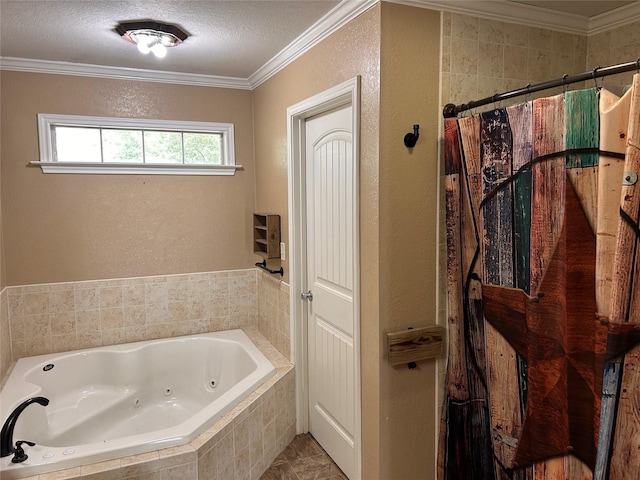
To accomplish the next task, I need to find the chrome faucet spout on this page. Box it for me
[0,396,49,458]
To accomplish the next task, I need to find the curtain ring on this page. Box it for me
[562,74,569,93]
[593,66,601,90]
[637,57,640,73]
[524,84,532,103]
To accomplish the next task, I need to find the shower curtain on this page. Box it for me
[438,73,640,480]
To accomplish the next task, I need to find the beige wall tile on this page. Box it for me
[167,281,188,303]
[51,311,76,335]
[210,316,230,332]
[478,18,504,44]
[478,42,504,77]
[160,462,197,480]
[441,72,451,106]
[80,461,124,480]
[442,12,451,37]
[99,287,123,309]
[102,328,126,346]
[450,37,478,75]
[145,304,169,325]
[49,289,75,313]
[586,50,612,72]
[75,288,100,311]
[1,268,277,363]
[10,315,25,340]
[442,35,451,74]
[158,445,197,469]
[8,292,25,318]
[551,51,573,78]
[527,48,554,82]
[234,446,251,479]
[121,452,160,477]
[100,307,124,329]
[38,466,82,479]
[210,296,230,317]
[588,31,611,53]
[124,305,146,327]
[503,22,527,47]
[128,472,162,480]
[198,440,215,478]
[612,43,640,68]
[478,76,506,100]
[552,31,575,53]
[528,26,552,50]
[23,292,49,316]
[123,284,146,306]
[612,23,640,48]
[145,283,168,306]
[77,309,100,333]
[449,73,477,105]
[11,338,26,361]
[23,313,51,337]
[77,331,102,349]
[168,302,189,323]
[124,326,147,343]
[503,45,528,80]
[1,292,12,383]
[451,14,478,40]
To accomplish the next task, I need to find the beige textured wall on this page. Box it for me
[378,3,441,478]
[0,72,4,290]
[253,5,382,478]
[0,72,256,286]
[254,3,442,478]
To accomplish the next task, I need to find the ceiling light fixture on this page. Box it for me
[116,21,188,59]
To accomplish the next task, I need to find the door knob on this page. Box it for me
[301,290,313,301]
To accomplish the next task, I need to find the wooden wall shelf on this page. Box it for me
[386,326,446,366]
[253,213,280,259]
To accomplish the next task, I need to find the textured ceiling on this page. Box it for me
[0,0,637,81]
[0,0,340,78]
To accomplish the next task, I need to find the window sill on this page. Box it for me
[30,161,242,176]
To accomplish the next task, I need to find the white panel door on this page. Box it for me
[305,104,356,479]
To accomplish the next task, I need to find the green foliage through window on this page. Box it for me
[53,126,223,165]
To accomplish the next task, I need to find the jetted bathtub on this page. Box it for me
[0,329,275,479]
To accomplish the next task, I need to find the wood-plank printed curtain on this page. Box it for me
[439,74,640,480]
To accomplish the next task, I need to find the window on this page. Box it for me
[33,114,240,175]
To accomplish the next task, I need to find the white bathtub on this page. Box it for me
[0,329,275,479]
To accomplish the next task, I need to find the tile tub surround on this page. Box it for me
[257,270,290,360]
[3,329,296,480]
[2,268,293,381]
[3,269,259,368]
[1,288,11,386]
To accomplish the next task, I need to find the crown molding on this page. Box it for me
[394,0,589,34]
[589,1,640,35]
[1,0,637,90]
[0,57,252,90]
[248,0,378,88]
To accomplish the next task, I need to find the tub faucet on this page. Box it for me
[1,396,49,461]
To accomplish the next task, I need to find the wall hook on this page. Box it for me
[404,124,420,148]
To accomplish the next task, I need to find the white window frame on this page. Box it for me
[32,113,241,175]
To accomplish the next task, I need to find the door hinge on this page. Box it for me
[301,290,313,301]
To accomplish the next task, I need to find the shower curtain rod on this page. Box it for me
[442,58,640,118]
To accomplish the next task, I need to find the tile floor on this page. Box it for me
[260,433,347,480]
